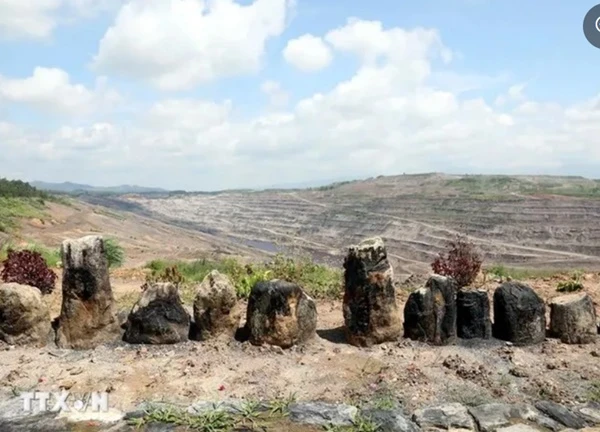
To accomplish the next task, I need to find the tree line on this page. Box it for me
[0,178,49,199]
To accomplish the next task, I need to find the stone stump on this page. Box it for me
[549,292,596,344]
[342,237,402,347]
[404,275,458,345]
[55,235,119,349]
[245,279,316,348]
[0,283,52,347]
[457,288,492,339]
[493,282,546,345]
[123,282,190,344]
[191,270,242,341]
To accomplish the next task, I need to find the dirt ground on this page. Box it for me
[3,197,600,416]
[16,201,269,268]
[2,272,600,416]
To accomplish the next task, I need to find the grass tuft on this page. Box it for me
[103,237,125,268]
[144,254,342,301]
[485,265,565,281]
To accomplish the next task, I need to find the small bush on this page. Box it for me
[1,242,60,268]
[1,249,57,294]
[557,271,584,293]
[557,280,584,293]
[144,265,185,286]
[103,238,124,268]
[144,254,342,300]
[432,235,483,287]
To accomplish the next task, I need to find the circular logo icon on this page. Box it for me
[584,4,600,48]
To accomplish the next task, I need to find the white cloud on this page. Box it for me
[0,0,60,39]
[283,34,332,72]
[93,0,294,91]
[3,18,600,189]
[495,82,527,106]
[261,81,289,108]
[325,18,451,66]
[0,67,122,115]
[0,0,119,40]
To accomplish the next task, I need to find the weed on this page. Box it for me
[128,406,234,431]
[485,265,564,281]
[268,392,297,417]
[144,254,342,300]
[353,416,382,432]
[587,382,600,402]
[237,399,263,428]
[557,271,584,293]
[432,235,482,288]
[371,393,397,411]
[103,237,125,268]
[557,280,584,293]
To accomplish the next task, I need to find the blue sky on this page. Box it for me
[0,0,599,190]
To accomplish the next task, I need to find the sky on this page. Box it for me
[1,0,599,191]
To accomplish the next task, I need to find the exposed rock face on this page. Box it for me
[534,401,588,429]
[361,409,420,432]
[493,282,546,345]
[457,288,492,339]
[123,282,190,344]
[468,403,562,432]
[404,275,458,345]
[245,279,316,348]
[0,283,51,346]
[289,402,358,427]
[191,270,241,341]
[54,236,119,349]
[412,402,476,430]
[342,237,402,347]
[549,292,597,344]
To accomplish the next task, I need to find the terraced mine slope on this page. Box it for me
[91,173,600,274]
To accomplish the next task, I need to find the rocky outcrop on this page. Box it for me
[404,275,458,345]
[191,270,241,341]
[457,288,492,339]
[342,237,402,347]
[54,236,119,349]
[0,283,51,346]
[413,402,476,430]
[361,409,420,432]
[468,403,562,432]
[534,401,588,430]
[245,279,317,348]
[492,282,546,345]
[549,292,597,344]
[123,282,190,344]
[289,402,358,427]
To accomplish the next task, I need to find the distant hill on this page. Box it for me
[31,181,167,194]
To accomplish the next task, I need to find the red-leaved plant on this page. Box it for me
[1,249,57,294]
[431,235,483,288]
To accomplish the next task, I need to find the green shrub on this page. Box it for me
[557,271,584,293]
[103,238,124,268]
[485,265,563,281]
[144,254,342,300]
